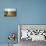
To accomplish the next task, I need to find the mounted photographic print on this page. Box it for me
[4,8,16,16]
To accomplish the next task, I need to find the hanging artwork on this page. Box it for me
[4,8,16,16]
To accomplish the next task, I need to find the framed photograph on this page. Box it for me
[4,8,16,16]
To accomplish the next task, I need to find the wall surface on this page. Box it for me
[0,0,46,44]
